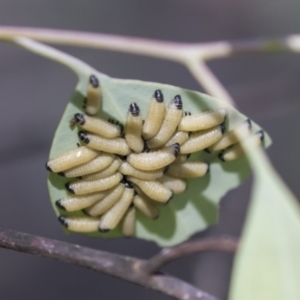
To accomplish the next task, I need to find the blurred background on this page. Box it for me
[0,1,299,299]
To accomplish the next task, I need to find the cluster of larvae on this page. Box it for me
[46,75,264,237]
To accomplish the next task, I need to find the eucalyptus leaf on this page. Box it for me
[47,75,270,246]
[12,38,271,246]
[229,144,300,299]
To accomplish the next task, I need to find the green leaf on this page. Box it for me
[13,37,271,246]
[229,144,300,299]
[47,76,270,246]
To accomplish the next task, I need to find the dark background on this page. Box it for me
[0,1,299,299]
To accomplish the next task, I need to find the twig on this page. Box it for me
[145,236,238,274]
[0,228,220,300]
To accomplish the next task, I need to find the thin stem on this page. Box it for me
[186,59,235,105]
[0,228,220,300]
[145,236,238,274]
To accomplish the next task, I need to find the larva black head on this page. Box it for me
[129,103,140,116]
[65,183,74,194]
[89,74,99,88]
[245,118,252,129]
[204,148,211,154]
[186,153,191,159]
[125,181,134,189]
[74,113,85,125]
[172,143,181,157]
[153,213,160,220]
[45,161,52,172]
[78,131,90,144]
[120,177,128,185]
[184,111,191,116]
[154,89,164,102]
[58,172,65,177]
[173,95,183,110]
[58,216,68,228]
[220,122,226,134]
[218,152,225,162]
[257,130,265,142]
[55,200,66,211]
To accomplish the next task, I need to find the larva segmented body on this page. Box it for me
[46,146,99,173]
[84,183,125,217]
[71,113,122,138]
[178,108,227,131]
[158,174,187,194]
[65,172,123,195]
[62,153,115,178]
[122,206,136,237]
[126,143,180,171]
[78,131,131,156]
[125,103,144,153]
[142,90,165,140]
[99,182,134,232]
[219,130,264,162]
[119,162,164,180]
[127,176,173,203]
[133,193,159,219]
[180,125,224,154]
[85,74,102,116]
[167,162,209,178]
[147,95,183,149]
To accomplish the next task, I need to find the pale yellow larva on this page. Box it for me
[142,90,165,140]
[46,146,99,173]
[127,176,173,203]
[65,172,123,195]
[207,119,252,152]
[71,113,122,138]
[56,191,108,212]
[84,183,125,217]
[119,162,164,180]
[147,95,183,149]
[173,154,189,164]
[99,182,134,232]
[219,130,264,162]
[78,131,131,156]
[180,125,224,154]
[164,131,189,147]
[133,193,159,219]
[158,174,187,194]
[126,143,180,171]
[82,157,122,180]
[62,153,115,178]
[178,108,226,131]
[167,162,209,178]
[58,216,100,233]
[85,74,102,116]
[125,103,144,153]
[121,206,136,237]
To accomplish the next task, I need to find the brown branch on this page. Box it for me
[0,228,220,300]
[145,236,238,274]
